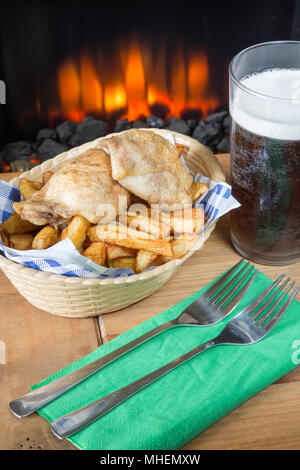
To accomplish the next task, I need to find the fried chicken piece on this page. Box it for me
[13,148,130,226]
[103,130,193,209]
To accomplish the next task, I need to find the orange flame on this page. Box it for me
[80,53,103,111]
[187,51,218,115]
[56,40,220,124]
[124,41,148,120]
[146,42,170,109]
[188,51,209,104]
[104,82,127,113]
[170,44,187,117]
[58,59,81,113]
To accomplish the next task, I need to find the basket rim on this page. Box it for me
[0,128,225,286]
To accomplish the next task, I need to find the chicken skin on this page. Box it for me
[13,148,130,225]
[103,130,193,209]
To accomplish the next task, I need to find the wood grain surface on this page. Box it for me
[1,156,300,450]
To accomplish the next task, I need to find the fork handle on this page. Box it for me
[9,320,176,418]
[50,339,217,439]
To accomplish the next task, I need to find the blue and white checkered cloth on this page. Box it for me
[0,176,239,279]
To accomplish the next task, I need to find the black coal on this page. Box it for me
[0,112,230,172]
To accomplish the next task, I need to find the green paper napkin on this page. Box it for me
[32,265,300,450]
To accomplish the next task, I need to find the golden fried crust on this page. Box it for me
[103,130,193,208]
[14,148,130,225]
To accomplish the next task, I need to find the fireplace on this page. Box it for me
[0,0,299,171]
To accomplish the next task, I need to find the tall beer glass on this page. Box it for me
[229,41,300,265]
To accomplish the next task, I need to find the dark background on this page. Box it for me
[0,0,299,144]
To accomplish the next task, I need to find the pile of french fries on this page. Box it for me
[0,174,209,274]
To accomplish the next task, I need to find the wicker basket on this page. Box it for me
[0,129,225,318]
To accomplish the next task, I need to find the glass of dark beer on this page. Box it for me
[229,41,300,265]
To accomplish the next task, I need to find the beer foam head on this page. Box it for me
[231,69,300,140]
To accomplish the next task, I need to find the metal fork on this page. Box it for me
[50,274,299,440]
[9,259,256,418]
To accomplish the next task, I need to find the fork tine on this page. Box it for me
[252,277,291,322]
[241,273,286,318]
[218,265,255,308]
[255,280,294,326]
[211,262,250,302]
[263,285,300,333]
[203,259,245,298]
[221,267,258,315]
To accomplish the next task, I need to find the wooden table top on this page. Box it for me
[1,155,300,450]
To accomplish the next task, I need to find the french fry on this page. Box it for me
[88,224,174,258]
[42,171,54,185]
[32,226,59,250]
[106,244,136,261]
[191,182,209,200]
[9,233,33,250]
[158,207,204,235]
[82,237,92,251]
[0,231,9,247]
[135,250,158,273]
[88,223,147,240]
[157,255,173,264]
[0,212,38,234]
[19,178,43,200]
[108,257,136,272]
[171,235,198,259]
[60,215,90,251]
[149,258,167,267]
[84,242,106,266]
[121,211,171,239]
